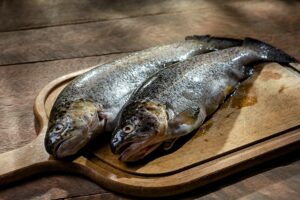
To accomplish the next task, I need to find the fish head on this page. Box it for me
[111,101,168,162]
[45,99,104,159]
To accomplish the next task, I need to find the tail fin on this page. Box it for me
[186,35,243,49]
[243,38,298,63]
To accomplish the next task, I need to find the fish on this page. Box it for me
[111,38,298,162]
[45,35,243,159]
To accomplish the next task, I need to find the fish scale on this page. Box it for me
[51,40,214,122]
[112,38,298,162]
[132,48,258,117]
[46,35,243,158]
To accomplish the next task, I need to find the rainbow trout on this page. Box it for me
[111,38,298,162]
[45,35,242,158]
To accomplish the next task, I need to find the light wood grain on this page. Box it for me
[0,1,299,65]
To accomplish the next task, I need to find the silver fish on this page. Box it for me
[111,38,298,162]
[45,35,242,158]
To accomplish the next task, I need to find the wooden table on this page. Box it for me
[0,1,299,199]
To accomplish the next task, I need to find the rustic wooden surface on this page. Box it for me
[0,0,299,199]
[1,62,296,197]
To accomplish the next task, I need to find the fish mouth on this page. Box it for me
[53,134,89,159]
[51,116,106,159]
[114,141,134,155]
[118,141,162,162]
[52,139,68,158]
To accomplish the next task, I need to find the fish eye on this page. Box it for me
[53,124,64,133]
[122,124,135,133]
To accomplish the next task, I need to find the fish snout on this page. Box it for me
[44,134,55,155]
[110,130,126,154]
[45,128,64,156]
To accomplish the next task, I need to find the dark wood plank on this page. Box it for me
[0,174,107,200]
[0,0,299,66]
[0,0,202,32]
[0,53,127,154]
[63,193,129,200]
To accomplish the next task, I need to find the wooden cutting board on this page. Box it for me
[0,62,299,197]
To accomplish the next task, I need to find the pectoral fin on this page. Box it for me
[167,106,206,137]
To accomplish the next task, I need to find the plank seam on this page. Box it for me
[54,192,111,200]
[0,9,197,33]
[0,51,135,68]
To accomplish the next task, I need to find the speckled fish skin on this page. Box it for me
[111,38,298,162]
[45,35,243,159]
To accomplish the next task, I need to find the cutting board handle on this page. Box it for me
[0,129,93,186]
[0,70,92,186]
[0,80,55,186]
[0,86,93,186]
[0,129,53,185]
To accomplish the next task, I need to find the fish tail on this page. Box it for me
[186,35,243,49]
[243,38,299,63]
